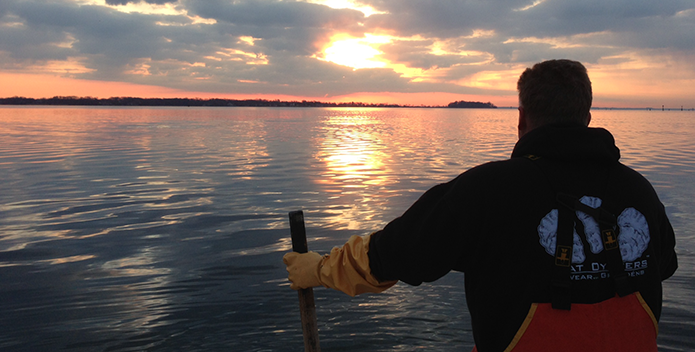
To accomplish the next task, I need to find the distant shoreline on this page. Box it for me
[0,96,496,109]
[1,96,692,111]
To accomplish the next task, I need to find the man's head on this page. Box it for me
[517,59,592,137]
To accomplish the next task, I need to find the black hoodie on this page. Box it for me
[369,124,678,351]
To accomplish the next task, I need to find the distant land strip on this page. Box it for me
[0,96,497,109]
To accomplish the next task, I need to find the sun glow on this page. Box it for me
[321,34,391,70]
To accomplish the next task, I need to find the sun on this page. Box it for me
[321,35,391,70]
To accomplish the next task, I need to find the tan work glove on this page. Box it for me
[283,251,324,290]
[283,235,397,296]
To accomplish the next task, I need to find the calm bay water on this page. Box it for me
[0,106,693,351]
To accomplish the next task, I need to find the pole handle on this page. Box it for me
[289,210,309,253]
[288,210,321,352]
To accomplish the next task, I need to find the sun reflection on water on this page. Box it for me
[316,111,392,189]
[314,110,394,229]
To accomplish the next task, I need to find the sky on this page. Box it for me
[1,0,694,108]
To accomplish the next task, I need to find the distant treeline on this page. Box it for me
[0,96,405,107]
[0,96,497,109]
[447,100,497,108]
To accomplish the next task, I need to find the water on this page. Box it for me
[0,106,693,351]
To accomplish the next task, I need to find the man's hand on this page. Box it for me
[283,251,323,290]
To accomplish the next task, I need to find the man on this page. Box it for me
[283,59,678,351]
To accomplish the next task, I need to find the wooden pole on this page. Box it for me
[288,210,321,352]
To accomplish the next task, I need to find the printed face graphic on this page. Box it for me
[537,196,650,264]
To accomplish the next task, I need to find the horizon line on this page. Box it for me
[1,95,693,111]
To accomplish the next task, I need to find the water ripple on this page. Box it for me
[0,107,693,351]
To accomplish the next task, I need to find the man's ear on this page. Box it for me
[586,112,592,126]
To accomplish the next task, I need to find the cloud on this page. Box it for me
[184,0,366,55]
[378,38,490,70]
[0,0,693,105]
[360,0,692,42]
[187,0,365,29]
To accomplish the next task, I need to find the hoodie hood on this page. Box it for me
[511,124,621,163]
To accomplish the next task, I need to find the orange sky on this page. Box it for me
[5,69,690,109]
[0,71,519,107]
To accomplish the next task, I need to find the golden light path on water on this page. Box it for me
[311,108,518,231]
[317,112,390,186]
[314,110,392,230]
